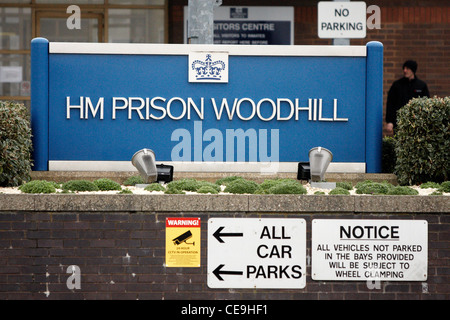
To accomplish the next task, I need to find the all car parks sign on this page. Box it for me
[207,218,306,289]
[312,219,428,281]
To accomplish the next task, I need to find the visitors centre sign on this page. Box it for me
[31,38,383,173]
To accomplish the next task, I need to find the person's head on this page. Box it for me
[403,60,417,80]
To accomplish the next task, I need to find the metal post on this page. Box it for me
[188,0,222,44]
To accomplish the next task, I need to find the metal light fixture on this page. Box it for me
[131,148,157,184]
[308,147,333,182]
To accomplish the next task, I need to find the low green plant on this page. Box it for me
[329,187,350,195]
[197,185,219,194]
[314,191,326,195]
[144,183,166,192]
[355,180,393,195]
[94,178,121,191]
[268,182,307,195]
[438,181,450,193]
[62,180,99,192]
[224,178,259,194]
[0,101,33,187]
[117,188,133,194]
[336,181,353,190]
[123,175,144,186]
[395,96,449,185]
[164,187,185,194]
[215,176,244,186]
[167,178,200,192]
[19,180,56,194]
[386,186,418,195]
[420,181,441,189]
[254,179,297,194]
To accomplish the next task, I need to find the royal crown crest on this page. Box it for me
[191,54,226,81]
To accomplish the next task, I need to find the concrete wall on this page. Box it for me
[0,193,448,300]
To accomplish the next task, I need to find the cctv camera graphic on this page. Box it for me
[172,230,195,245]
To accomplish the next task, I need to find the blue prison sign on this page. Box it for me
[31,38,383,173]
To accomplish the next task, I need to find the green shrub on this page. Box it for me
[94,178,121,191]
[382,136,396,173]
[224,179,259,194]
[144,183,166,192]
[197,185,219,194]
[62,180,99,192]
[19,180,56,194]
[0,101,33,187]
[438,181,450,193]
[395,96,449,185]
[215,176,244,186]
[255,179,299,194]
[164,188,185,194]
[329,187,350,195]
[336,181,353,190]
[123,175,144,186]
[268,182,307,195]
[118,188,133,194]
[167,178,200,192]
[386,186,418,195]
[420,181,441,189]
[355,180,393,195]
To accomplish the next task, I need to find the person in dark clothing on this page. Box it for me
[385,60,430,135]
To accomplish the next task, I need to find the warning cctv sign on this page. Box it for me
[207,218,306,289]
[318,1,367,39]
[166,217,201,267]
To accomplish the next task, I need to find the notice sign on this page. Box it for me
[312,219,428,281]
[208,218,306,289]
[166,218,201,267]
[318,1,366,38]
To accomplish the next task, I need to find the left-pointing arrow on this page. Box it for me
[213,264,243,281]
[213,226,243,243]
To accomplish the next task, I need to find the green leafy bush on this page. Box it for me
[19,180,56,194]
[329,187,350,195]
[123,175,144,186]
[118,188,133,194]
[268,182,307,195]
[164,188,185,194]
[197,185,219,194]
[94,178,121,191]
[336,181,353,190]
[0,101,33,186]
[438,181,450,193]
[215,176,243,186]
[382,136,396,173]
[395,96,449,185]
[167,178,200,192]
[62,180,99,192]
[224,178,259,194]
[355,180,393,195]
[386,186,418,195]
[144,183,166,192]
[255,179,298,194]
[420,181,441,189]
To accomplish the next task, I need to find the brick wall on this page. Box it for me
[169,1,450,136]
[1,208,448,300]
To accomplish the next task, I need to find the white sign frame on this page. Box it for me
[208,218,306,289]
[318,1,367,39]
[312,219,428,281]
